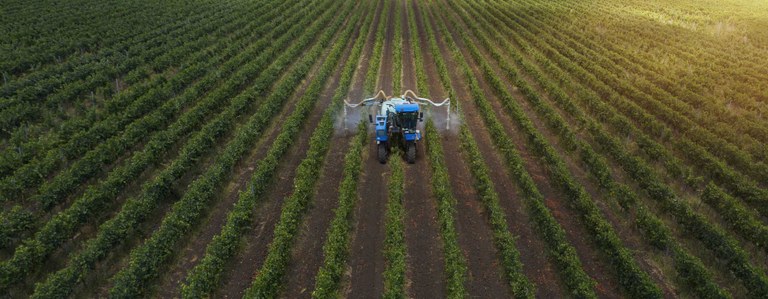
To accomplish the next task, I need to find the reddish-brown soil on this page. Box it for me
[345,141,389,299]
[429,4,628,297]
[206,14,365,299]
[414,1,589,297]
[152,30,348,296]
[409,1,512,298]
[453,5,677,296]
[399,1,447,298]
[278,6,374,297]
[345,0,391,297]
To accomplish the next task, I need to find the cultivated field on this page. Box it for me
[1,0,768,298]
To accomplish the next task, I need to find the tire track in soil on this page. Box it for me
[278,6,373,297]
[414,2,568,297]
[428,4,624,297]
[345,0,389,297]
[412,2,511,298]
[400,0,446,297]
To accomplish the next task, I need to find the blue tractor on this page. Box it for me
[344,90,451,164]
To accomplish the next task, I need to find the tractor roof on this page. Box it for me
[395,103,419,113]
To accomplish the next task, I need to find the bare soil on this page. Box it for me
[278,7,374,297]
[344,2,392,298]
[400,2,448,298]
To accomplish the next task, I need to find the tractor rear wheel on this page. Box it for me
[378,144,388,164]
[406,142,416,164]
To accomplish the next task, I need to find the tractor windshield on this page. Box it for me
[399,112,418,129]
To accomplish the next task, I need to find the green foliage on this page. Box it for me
[406,2,428,97]
[109,2,357,297]
[420,3,597,298]
[363,0,391,95]
[382,148,406,299]
[422,121,467,299]
[0,205,33,248]
[0,5,265,200]
[456,124,536,298]
[392,0,403,93]
[458,0,761,296]
[701,183,768,253]
[180,2,367,297]
[311,123,368,298]
[26,0,340,297]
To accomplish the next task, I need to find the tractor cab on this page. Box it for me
[394,103,419,130]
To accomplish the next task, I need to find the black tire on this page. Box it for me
[378,143,388,164]
[406,142,416,164]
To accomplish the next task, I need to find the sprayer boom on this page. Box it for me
[342,90,451,163]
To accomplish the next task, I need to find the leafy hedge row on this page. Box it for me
[500,0,768,193]
[0,1,242,177]
[419,4,453,103]
[482,0,768,247]
[0,0,296,181]
[421,120,467,299]
[478,1,768,218]
[306,3,378,296]
[0,4,236,138]
[0,2,213,104]
[520,0,768,159]
[492,0,768,185]
[30,0,297,211]
[421,4,598,298]
[0,4,269,201]
[440,4,661,298]
[363,0,390,95]
[382,148,407,299]
[1,0,194,82]
[455,123,536,298]
[701,184,768,253]
[392,0,403,93]
[472,3,768,287]
[406,1,429,98]
[310,124,368,298]
[179,2,367,297]
[5,0,333,295]
[0,0,322,289]
[107,2,355,297]
[418,8,475,298]
[452,2,729,297]
[0,205,32,249]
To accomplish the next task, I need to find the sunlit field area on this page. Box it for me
[1,0,767,298]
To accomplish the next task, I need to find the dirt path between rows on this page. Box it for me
[467,11,676,295]
[400,1,447,297]
[344,0,389,297]
[152,11,359,294]
[75,26,329,296]
[412,2,511,298]
[415,1,572,297]
[278,5,374,297]
[204,10,366,299]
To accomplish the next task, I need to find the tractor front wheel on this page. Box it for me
[406,142,416,164]
[378,143,388,164]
